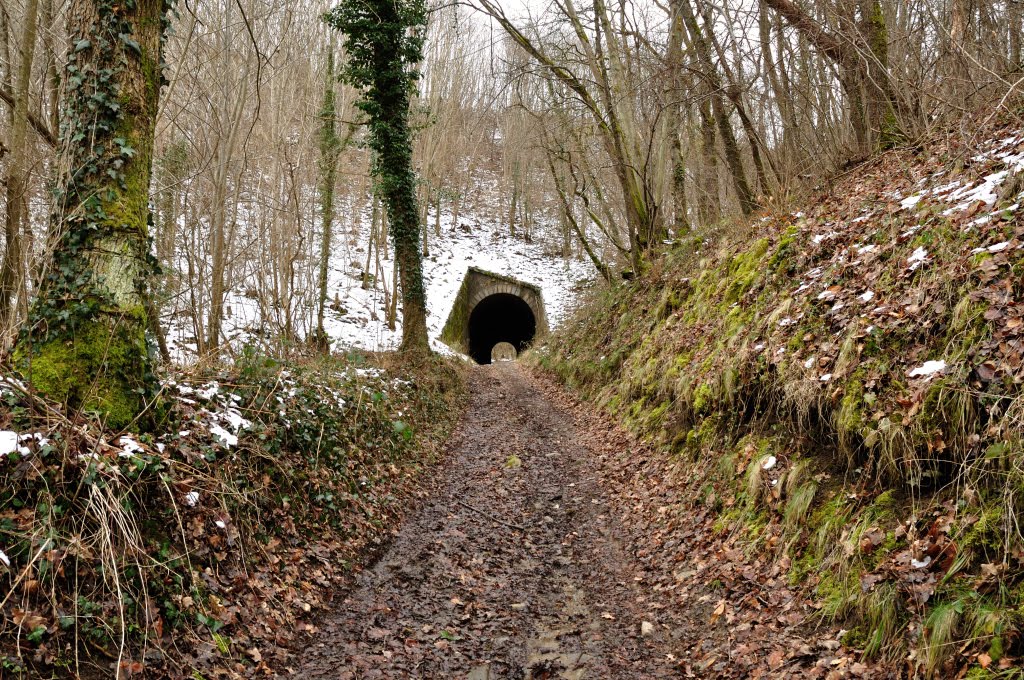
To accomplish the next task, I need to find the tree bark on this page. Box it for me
[315,47,340,349]
[0,0,40,334]
[1011,0,1022,69]
[665,2,691,236]
[14,0,171,430]
[373,6,429,351]
[697,96,720,223]
[763,0,900,157]
[677,0,755,215]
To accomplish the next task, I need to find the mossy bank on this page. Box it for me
[0,351,465,678]
[533,120,1024,677]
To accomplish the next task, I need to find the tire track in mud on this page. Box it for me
[295,363,677,679]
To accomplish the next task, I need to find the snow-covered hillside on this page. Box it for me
[164,204,596,359]
[323,211,595,354]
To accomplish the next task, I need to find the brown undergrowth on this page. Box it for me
[0,350,465,679]
[533,115,1024,678]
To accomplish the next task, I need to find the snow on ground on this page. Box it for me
[164,204,596,359]
[321,211,594,354]
[894,131,1024,224]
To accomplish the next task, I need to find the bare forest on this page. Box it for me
[2,0,1024,677]
[1,0,1020,357]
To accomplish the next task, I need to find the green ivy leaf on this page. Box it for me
[120,33,142,55]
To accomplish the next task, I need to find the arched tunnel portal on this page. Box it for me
[468,293,536,364]
[440,268,548,364]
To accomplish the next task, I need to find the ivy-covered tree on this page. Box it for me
[325,0,430,352]
[11,0,174,429]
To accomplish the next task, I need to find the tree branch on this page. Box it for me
[0,85,58,149]
[761,0,846,64]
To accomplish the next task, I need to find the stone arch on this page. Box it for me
[440,268,548,363]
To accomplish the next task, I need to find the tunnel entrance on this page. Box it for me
[492,342,517,362]
[440,267,548,361]
[468,293,536,364]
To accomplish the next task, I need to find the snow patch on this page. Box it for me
[907,247,928,271]
[209,425,238,447]
[908,360,947,378]
[900,194,924,209]
[0,431,19,456]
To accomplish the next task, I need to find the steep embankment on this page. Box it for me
[0,353,464,678]
[536,119,1024,677]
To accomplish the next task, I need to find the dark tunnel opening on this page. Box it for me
[468,293,537,364]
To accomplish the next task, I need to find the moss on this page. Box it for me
[439,276,472,352]
[817,567,860,619]
[840,625,869,649]
[809,492,854,560]
[644,401,670,431]
[692,382,714,416]
[769,225,800,273]
[14,314,150,430]
[838,379,865,431]
[789,548,817,587]
[868,489,900,521]
[960,503,1006,558]
[721,238,770,305]
[723,304,755,340]
[837,375,867,460]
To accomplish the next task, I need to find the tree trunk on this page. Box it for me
[1010,0,1022,69]
[712,90,756,215]
[0,0,40,336]
[670,129,691,236]
[507,161,519,237]
[545,151,612,282]
[678,0,755,215]
[315,47,340,349]
[14,0,170,430]
[378,91,429,351]
[697,98,720,224]
[760,2,799,181]
[763,0,900,157]
[362,194,377,290]
[329,0,430,352]
[665,3,692,236]
[858,0,899,150]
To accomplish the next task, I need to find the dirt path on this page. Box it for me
[294,364,679,679]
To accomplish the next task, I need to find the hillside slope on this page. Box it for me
[535,118,1024,677]
[0,354,464,678]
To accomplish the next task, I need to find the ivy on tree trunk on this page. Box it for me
[325,0,430,353]
[12,0,173,429]
[314,47,341,351]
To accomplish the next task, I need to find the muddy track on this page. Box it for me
[295,364,677,679]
